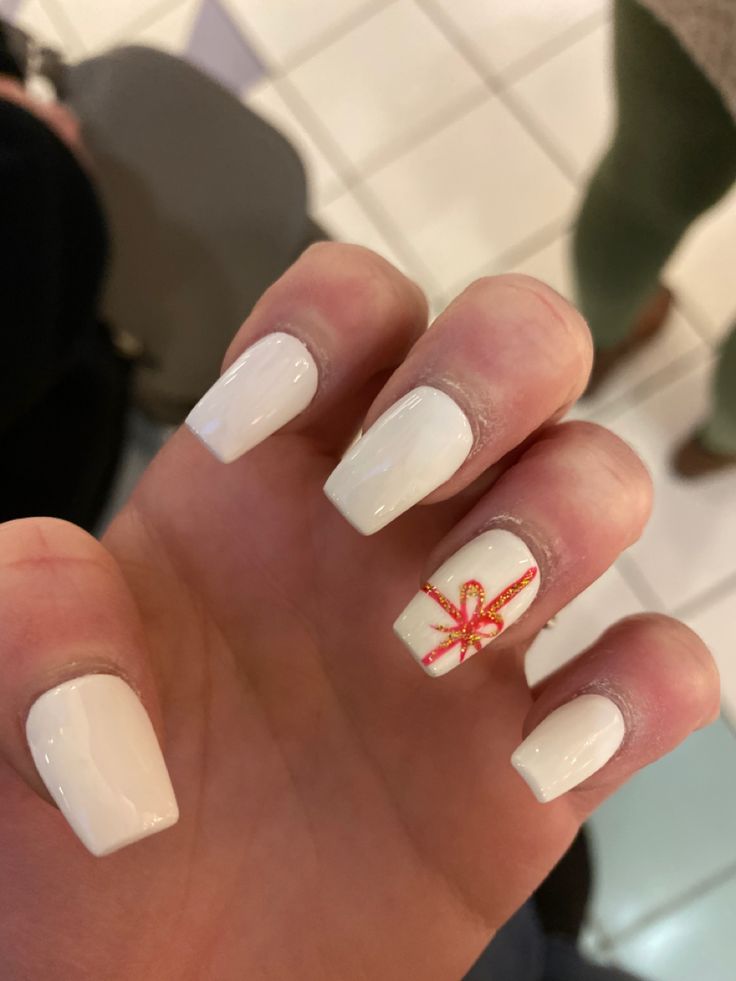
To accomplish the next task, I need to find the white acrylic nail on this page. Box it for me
[511,694,625,803]
[394,529,540,677]
[186,332,318,463]
[324,386,473,535]
[26,674,179,856]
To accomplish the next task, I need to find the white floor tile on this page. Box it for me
[512,20,614,179]
[588,718,736,936]
[687,587,736,727]
[132,0,200,55]
[605,361,736,611]
[14,0,76,54]
[245,79,345,206]
[222,0,375,66]
[666,184,736,344]
[287,0,484,170]
[512,232,706,417]
[582,306,706,421]
[609,872,736,981]
[525,564,645,687]
[316,192,417,282]
[48,0,165,51]
[429,0,607,77]
[365,97,575,294]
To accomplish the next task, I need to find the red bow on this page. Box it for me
[421,567,538,667]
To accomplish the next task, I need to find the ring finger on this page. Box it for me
[392,421,652,678]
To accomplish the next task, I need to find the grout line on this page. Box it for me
[721,709,736,741]
[673,567,736,622]
[218,0,274,70]
[40,0,86,53]
[251,0,589,275]
[586,344,712,427]
[670,290,720,348]
[493,86,579,184]
[273,0,395,74]
[275,75,437,289]
[316,178,352,210]
[443,217,570,295]
[349,181,440,290]
[416,0,581,184]
[340,84,490,185]
[601,860,736,951]
[500,9,610,88]
[614,554,667,612]
[107,0,192,46]
[590,344,714,427]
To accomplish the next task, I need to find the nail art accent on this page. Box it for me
[511,694,625,803]
[186,331,318,463]
[324,386,473,535]
[394,529,540,677]
[26,674,179,856]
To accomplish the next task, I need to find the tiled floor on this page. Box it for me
[7,0,736,976]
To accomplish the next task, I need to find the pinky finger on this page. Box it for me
[511,614,720,811]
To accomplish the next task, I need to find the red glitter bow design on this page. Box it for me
[421,567,538,667]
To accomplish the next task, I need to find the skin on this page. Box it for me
[0,246,720,980]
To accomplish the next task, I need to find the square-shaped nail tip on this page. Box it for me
[510,694,625,803]
[26,674,179,857]
[185,332,318,464]
[323,386,473,535]
[393,529,540,677]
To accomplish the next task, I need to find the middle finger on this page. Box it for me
[324,274,592,535]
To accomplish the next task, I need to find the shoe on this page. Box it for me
[673,431,736,478]
[584,285,673,397]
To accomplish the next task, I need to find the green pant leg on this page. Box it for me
[573,0,736,349]
[701,325,736,455]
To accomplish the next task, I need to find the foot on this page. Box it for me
[673,431,736,478]
[584,285,673,397]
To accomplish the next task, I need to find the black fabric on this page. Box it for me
[534,829,592,941]
[0,21,24,81]
[464,902,642,981]
[0,98,129,529]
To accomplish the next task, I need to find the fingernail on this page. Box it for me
[186,332,318,463]
[511,694,625,802]
[324,386,473,535]
[394,529,540,677]
[26,674,179,856]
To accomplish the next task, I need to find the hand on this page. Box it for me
[0,245,718,980]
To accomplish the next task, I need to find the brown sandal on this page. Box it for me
[584,284,673,397]
[672,431,736,478]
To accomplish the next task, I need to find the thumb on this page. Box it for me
[0,518,178,856]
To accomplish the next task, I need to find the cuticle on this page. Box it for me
[273,316,331,389]
[472,514,558,588]
[18,661,142,730]
[574,682,636,749]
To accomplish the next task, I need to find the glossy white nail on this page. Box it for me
[394,529,540,677]
[511,694,625,803]
[186,331,318,463]
[324,386,473,535]
[26,674,179,856]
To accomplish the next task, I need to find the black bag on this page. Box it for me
[0,96,129,531]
